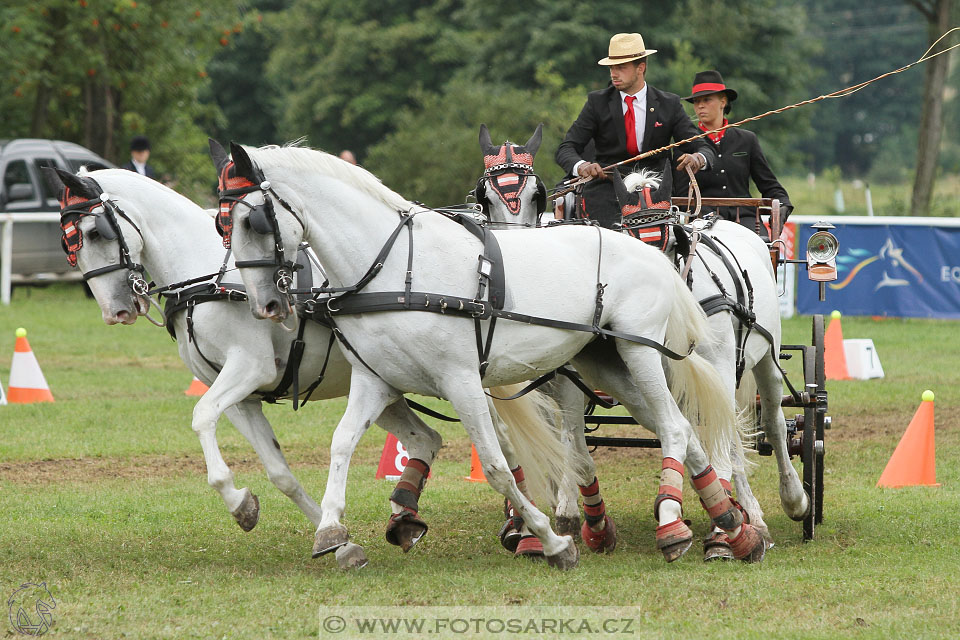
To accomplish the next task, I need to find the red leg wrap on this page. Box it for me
[655,518,693,563]
[581,514,617,554]
[728,524,766,563]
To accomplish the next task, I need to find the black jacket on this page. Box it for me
[556,84,715,175]
[121,160,157,180]
[674,127,792,230]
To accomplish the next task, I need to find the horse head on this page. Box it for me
[610,158,681,253]
[475,124,546,226]
[43,167,150,325]
[211,141,300,322]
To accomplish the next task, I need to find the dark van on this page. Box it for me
[0,139,114,281]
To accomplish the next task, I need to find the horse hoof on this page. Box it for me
[545,536,579,570]
[703,531,734,562]
[313,524,349,558]
[729,524,766,563]
[515,535,544,560]
[581,515,617,554]
[556,515,581,539]
[385,510,428,552]
[498,517,523,553]
[786,493,811,522]
[656,519,693,563]
[335,542,368,570]
[231,489,260,532]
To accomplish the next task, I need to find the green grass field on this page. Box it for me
[2,285,959,639]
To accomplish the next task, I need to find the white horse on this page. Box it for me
[475,125,791,561]
[214,141,768,567]
[613,168,809,538]
[479,130,809,557]
[44,166,565,568]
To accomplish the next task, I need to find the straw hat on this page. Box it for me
[598,33,657,66]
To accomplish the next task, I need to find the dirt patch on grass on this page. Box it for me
[0,451,333,486]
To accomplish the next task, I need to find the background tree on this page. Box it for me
[907,0,957,215]
[0,0,242,201]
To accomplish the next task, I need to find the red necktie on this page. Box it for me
[624,95,639,156]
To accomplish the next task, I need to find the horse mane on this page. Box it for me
[623,169,662,192]
[246,144,416,214]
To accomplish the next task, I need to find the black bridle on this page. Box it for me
[216,161,305,294]
[59,187,149,293]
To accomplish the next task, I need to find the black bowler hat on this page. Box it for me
[683,70,738,104]
[130,135,151,152]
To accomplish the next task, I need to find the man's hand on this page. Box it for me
[577,162,607,180]
[676,153,705,173]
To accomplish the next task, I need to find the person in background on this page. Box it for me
[675,70,792,239]
[122,135,157,179]
[338,150,357,165]
[555,32,713,228]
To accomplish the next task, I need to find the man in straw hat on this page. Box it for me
[674,70,793,238]
[556,33,714,228]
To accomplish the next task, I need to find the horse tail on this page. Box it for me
[733,368,760,470]
[664,272,738,471]
[489,385,570,510]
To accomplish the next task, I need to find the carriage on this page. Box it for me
[579,195,838,541]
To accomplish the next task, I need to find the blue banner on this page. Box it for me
[796,220,960,319]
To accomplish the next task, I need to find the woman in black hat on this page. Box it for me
[675,70,792,239]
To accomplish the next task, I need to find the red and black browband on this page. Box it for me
[216,161,258,248]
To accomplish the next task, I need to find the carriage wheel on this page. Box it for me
[812,314,826,525]
[801,344,818,541]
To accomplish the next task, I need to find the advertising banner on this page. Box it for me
[793,216,960,319]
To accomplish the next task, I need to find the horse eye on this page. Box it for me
[87,228,100,240]
[241,218,251,230]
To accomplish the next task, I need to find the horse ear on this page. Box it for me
[41,167,65,200]
[208,138,230,173]
[524,123,543,157]
[610,170,639,208]
[655,157,673,202]
[229,142,256,181]
[478,124,495,155]
[54,168,100,200]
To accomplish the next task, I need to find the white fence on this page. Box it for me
[0,213,65,305]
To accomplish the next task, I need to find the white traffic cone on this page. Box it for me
[8,328,54,403]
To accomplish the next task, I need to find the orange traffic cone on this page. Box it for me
[877,390,939,488]
[184,377,209,396]
[824,310,850,380]
[464,444,486,482]
[0,377,6,405]
[7,328,54,403]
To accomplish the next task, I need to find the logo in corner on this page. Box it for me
[831,237,923,291]
[8,582,56,636]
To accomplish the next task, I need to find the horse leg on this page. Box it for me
[573,346,691,561]
[543,376,594,539]
[486,406,543,558]
[188,359,276,531]
[376,401,443,552]
[314,371,399,563]
[442,382,578,570]
[223,400,323,528]
[755,353,809,520]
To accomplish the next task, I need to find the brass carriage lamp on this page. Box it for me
[806,221,839,301]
